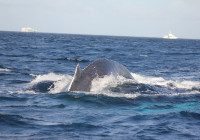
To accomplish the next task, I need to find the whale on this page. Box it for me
[68,59,134,92]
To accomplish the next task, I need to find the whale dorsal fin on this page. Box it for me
[74,63,82,80]
[68,64,82,91]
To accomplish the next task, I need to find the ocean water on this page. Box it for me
[0,31,200,140]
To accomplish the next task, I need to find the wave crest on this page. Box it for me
[57,57,89,62]
[26,73,72,94]
[0,68,12,72]
[24,72,200,99]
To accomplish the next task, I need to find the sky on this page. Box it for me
[0,0,200,39]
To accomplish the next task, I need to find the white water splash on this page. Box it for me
[28,73,72,94]
[90,74,134,92]
[132,73,200,90]
[26,72,200,98]
[49,75,72,93]
[83,90,141,99]
[88,72,200,98]
[0,68,12,72]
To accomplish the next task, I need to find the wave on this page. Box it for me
[0,68,12,72]
[24,72,200,98]
[132,73,200,91]
[0,113,38,127]
[25,73,72,94]
[180,111,200,120]
[89,73,200,99]
[56,57,89,62]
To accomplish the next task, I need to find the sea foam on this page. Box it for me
[26,72,200,97]
[27,73,72,94]
[0,68,12,72]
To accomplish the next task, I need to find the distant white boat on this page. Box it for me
[21,27,36,32]
[163,32,177,39]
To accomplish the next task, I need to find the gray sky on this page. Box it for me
[0,0,200,39]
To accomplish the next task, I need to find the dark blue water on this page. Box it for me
[0,31,200,139]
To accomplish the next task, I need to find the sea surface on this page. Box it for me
[0,31,200,140]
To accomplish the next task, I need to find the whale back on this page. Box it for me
[68,59,133,92]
